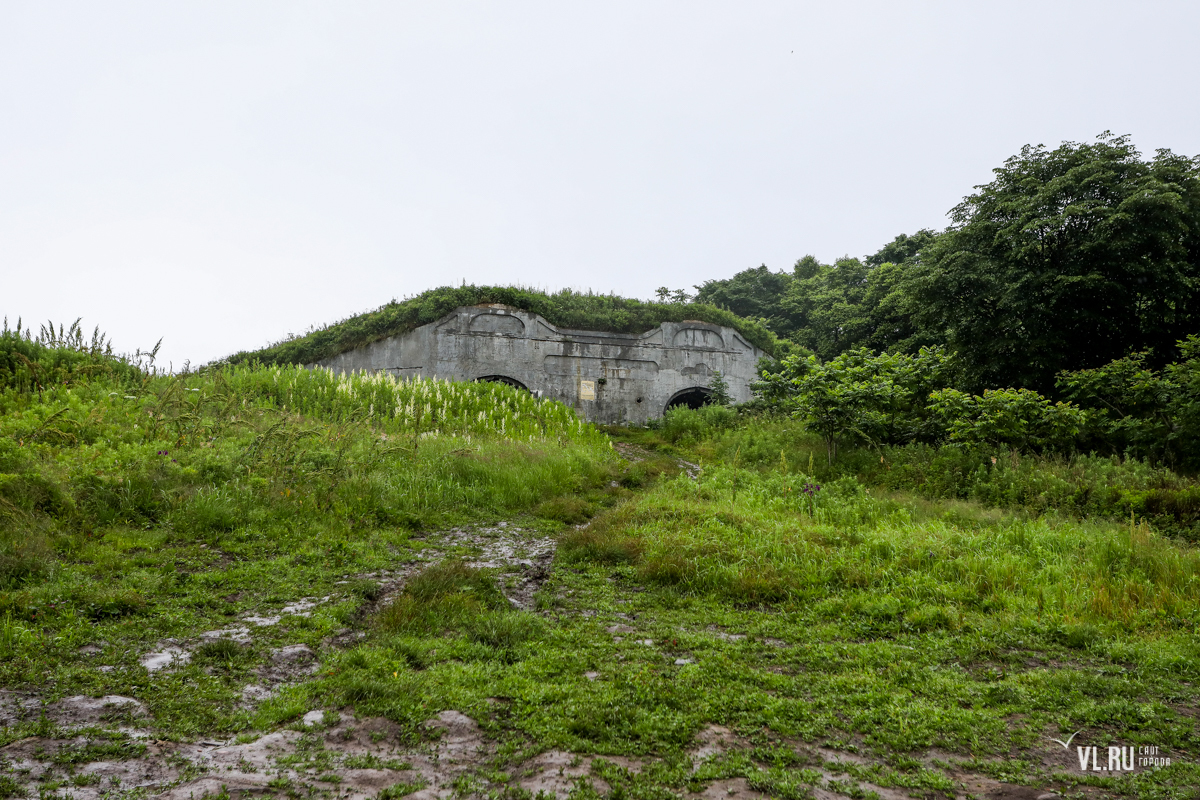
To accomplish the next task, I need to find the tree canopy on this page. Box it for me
[695,231,943,361]
[912,133,1200,392]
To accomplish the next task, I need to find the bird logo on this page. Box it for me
[1050,730,1083,750]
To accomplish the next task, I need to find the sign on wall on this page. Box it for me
[579,380,595,401]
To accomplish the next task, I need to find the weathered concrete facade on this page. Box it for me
[313,305,767,424]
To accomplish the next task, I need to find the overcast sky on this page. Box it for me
[4,1,1198,368]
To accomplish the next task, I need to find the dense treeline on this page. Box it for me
[698,133,1200,393]
[693,134,1200,469]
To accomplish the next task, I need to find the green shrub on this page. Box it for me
[928,387,1087,453]
[77,588,147,620]
[0,471,74,517]
[534,495,594,524]
[559,525,644,565]
[375,560,507,635]
[465,611,543,653]
[193,638,254,668]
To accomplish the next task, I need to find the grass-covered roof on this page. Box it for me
[221,285,780,366]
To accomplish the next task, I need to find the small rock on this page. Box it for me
[1037,795,1060,800]
[606,624,636,634]
[200,626,251,643]
[302,709,325,727]
[242,685,275,702]
[244,614,280,626]
[584,671,600,681]
[674,658,694,666]
[281,598,321,616]
[637,639,654,646]
[271,644,315,664]
[49,694,148,726]
[98,665,114,673]
[141,647,189,672]
[77,644,102,656]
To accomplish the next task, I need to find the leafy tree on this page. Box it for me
[655,287,694,304]
[694,231,943,360]
[754,346,954,462]
[782,254,944,360]
[912,133,1200,392]
[708,369,733,407]
[1058,334,1200,468]
[928,388,1087,453]
[865,229,939,267]
[693,265,793,333]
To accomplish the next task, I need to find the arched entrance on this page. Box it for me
[474,375,529,391]
[664,386,713,413]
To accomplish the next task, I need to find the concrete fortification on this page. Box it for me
[312,305,767,424]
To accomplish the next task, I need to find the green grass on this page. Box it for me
[0,336,616,744]
[6,334,1200,797]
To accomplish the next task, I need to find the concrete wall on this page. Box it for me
[312,305,768,424]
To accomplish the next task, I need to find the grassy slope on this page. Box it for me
[0,348,617,739]
[4,342,1200,798]
[219,285,781,366]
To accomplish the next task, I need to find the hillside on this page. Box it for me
[4,328,1200,797]
[221,285,781,367]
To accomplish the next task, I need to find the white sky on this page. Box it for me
[3,1,1198,368]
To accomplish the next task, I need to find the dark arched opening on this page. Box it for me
[475,375,529,392]
[664,386,713,413]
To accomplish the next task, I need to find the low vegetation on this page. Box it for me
[220,285,781,367]
[4,323,1200,797]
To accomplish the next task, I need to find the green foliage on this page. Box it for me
[222,285,780,366]
[378,781,428,799]
[655,404,738,445]
[691,264,795,333]
[7,330,1200,797]
[1,317,151,394]
[464,610,543,653]
[913,132,1200,392]
[754,346,954,461]
[0,613,35,661]
[864,229,940,267]
[707,370,732,407]
[375,560,510,635]
[928,387,1087,452]
[570,462,1200,627]
[218,362,605,446]
[660,412,1200,540]
[695,234,942,361]
[1058,335,1200,470]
